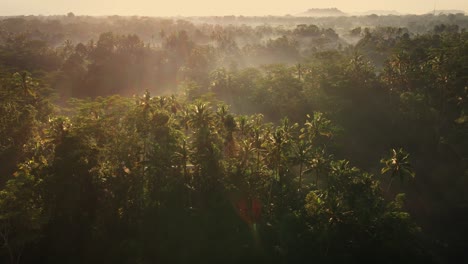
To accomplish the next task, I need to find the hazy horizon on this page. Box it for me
[1,0,467,16]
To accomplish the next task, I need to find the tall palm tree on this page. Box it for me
[173,139,193,207]
[188,101,213,130]
[304,149,330,188]
[291,138,312,190]
[223,114,237,157]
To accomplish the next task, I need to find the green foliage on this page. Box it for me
[381,148,415,183]
[0,87,430,262]
[1,15,468,263]
[0,72,54,182]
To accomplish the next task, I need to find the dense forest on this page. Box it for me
[0,13,467,263]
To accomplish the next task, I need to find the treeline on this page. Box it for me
[0,16,466,99]
[0,22,345,97]
[1,13,467,44]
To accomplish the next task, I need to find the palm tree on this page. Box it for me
[296,63,302,81]
[173,139,193,207]
[291,138,312,190]
[304,112,333,141]
[304,149,330,188]
[237,115,251,139]
[186,101,222,198]
[216,104,229,123]
[381,148,415,190]
[223,114,237,157]
[188,101,213,130]
[250,116,266,175]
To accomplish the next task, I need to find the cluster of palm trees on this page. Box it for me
[0,81,419,262]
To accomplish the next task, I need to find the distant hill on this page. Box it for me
[297,8,347,17]
[429,10,465,15]
[353,10,402,16]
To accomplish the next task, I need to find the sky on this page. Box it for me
[1,0,467,16]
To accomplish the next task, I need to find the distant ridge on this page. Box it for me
[429,10,465,15]
[352,10,402,16]
[297,8,346,17]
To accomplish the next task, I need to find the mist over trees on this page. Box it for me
[0,13,467,263]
